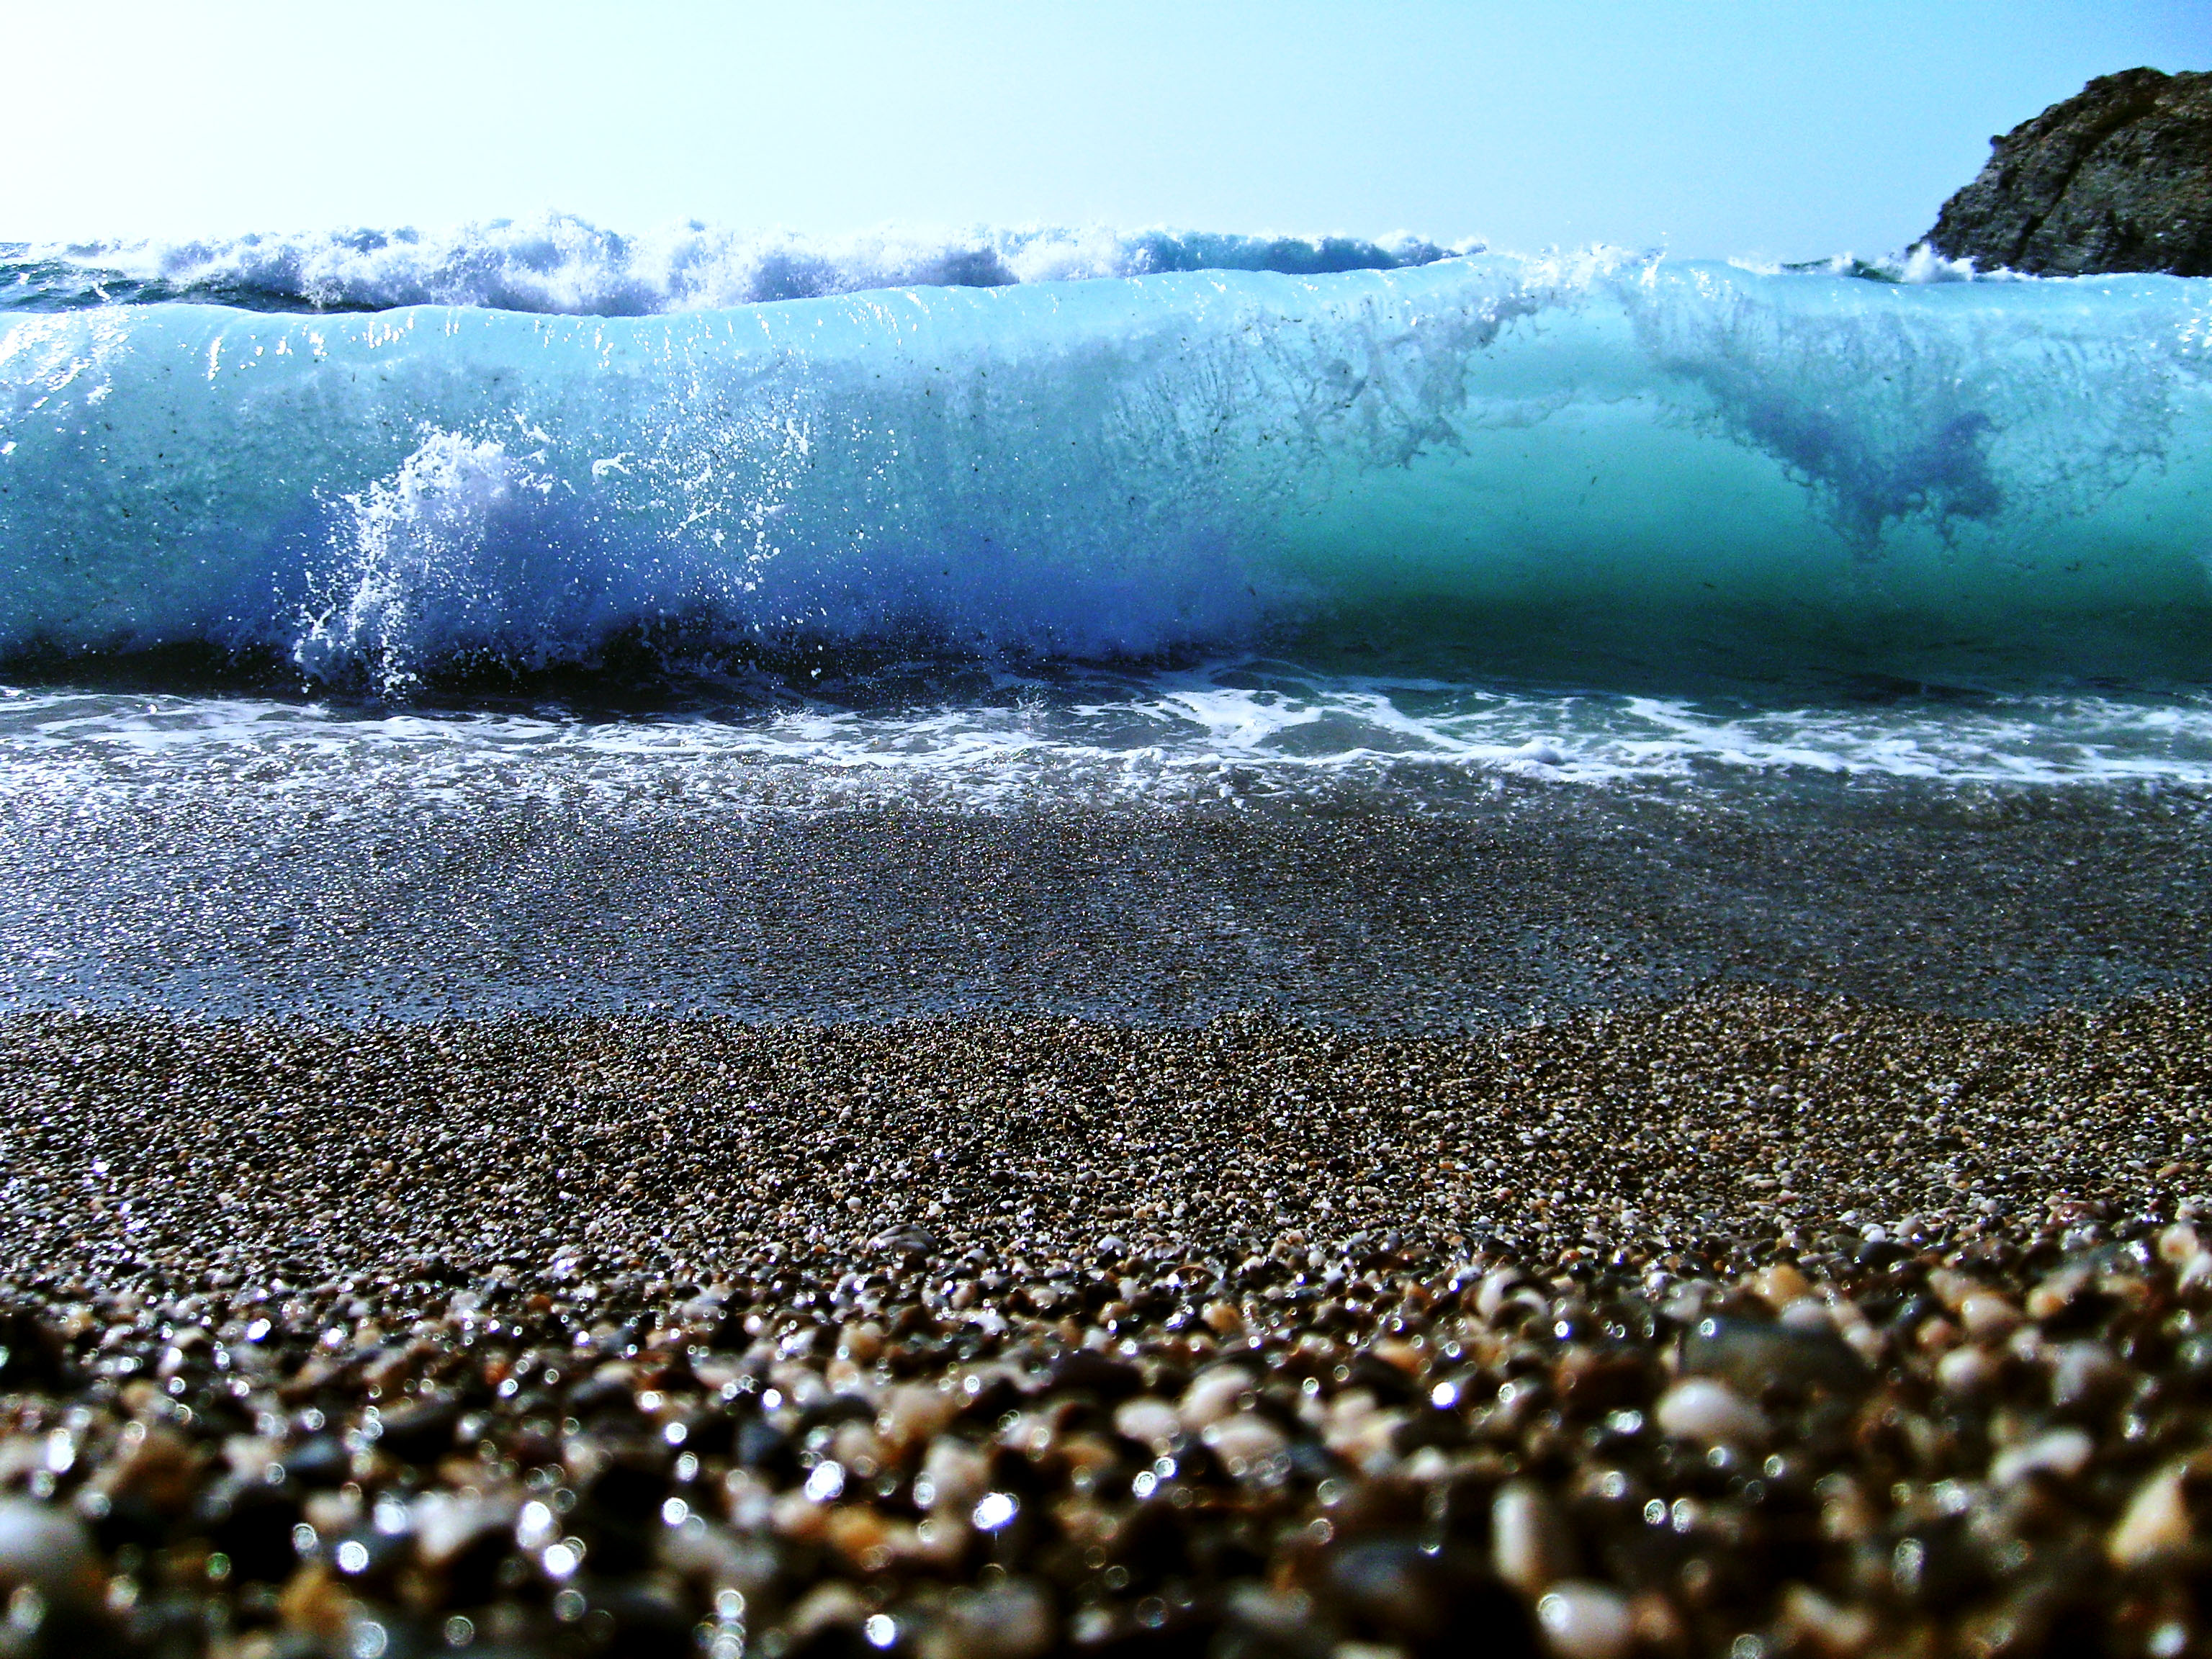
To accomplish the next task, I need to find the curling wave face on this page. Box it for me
[1,249,2211,697]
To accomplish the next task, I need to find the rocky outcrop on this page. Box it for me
[1925,68,2212,276]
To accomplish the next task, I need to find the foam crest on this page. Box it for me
[2,215,1466,315]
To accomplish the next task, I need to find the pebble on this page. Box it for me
[1478,1267,1532,1323]
[1745,1263,1814,1310]
[0,1500,94,1606]
[1780,1583,1875,1657]
[1536,1582,1636,1659]
[2026,1265,2092,1322]
[1991,1426,2096,1485]
[881,1382,958,1449]
[1110,1396,1182,1448]
[1776,1297,1835,1331]
[1934,1344,1994,1397]
[925,1581,1057,1659]
[1200,1411,1286,1469]
[2110,1461,2199,1565]
[1493,1481,1577,1596]
[1683,1314,1866,1397]
[410,1491,515,1570]
[1177,1363,1254,1431]
[920,1438,989,1512]
[2050,1339,2124,1411]
[1957,1291,2023,1340]
[1654,1377,1771,1446]
[0,990,2203,1655]
[873,1224,940,1260]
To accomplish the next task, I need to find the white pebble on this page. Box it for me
[879,1384,958,1450]
[1957,1292,2021,1340]
[919,1437,989,1511]
[934,1579,1056,1659]
[1935,1346,1993,1397]
[0,1501,93,1606]
[1535,1582,1635,1659]
[2050,1341,2121,1409]
[1112,1397,1182,1449]
[410,1493,514,1570]
[1654,1378,1769,1446]
[2110,1462,2195,1565]
[1177,1364,1254,1432]
[1493,1480,1575,1595]
[1777,1298,1834,1332]
[1477,1269,1529,1323]
[1991,1426,2094,1486]
[1200,1412,1287,1469]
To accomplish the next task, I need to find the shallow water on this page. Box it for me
[2,678,2205,1025]
[9,658,2212,812]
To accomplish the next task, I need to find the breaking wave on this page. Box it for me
[1,215,1466,315]
[2,250,2209,695]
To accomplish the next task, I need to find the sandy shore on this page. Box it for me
[0,992,2207,1655]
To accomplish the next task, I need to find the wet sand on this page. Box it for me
[3,777,2209,1028]
[0,990,2208,1656]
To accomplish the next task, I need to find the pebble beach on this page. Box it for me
[1,989,2209,1658]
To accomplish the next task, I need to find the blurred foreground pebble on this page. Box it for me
[0,989,2205,1656]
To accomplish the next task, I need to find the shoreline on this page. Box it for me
[6,776,2211,1030]
[1,989,2208,1655]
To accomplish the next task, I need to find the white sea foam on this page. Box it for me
[6,216,1469,315]
[1733,245,2000,284]
[5,671,2209,824]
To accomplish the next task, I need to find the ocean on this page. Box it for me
[5,219,2211,1022]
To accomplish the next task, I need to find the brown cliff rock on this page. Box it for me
[1925,68,2212,276]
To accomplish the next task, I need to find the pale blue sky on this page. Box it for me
[7,1,2206,259]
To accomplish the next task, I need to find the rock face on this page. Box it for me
[1925,68,2212,276]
